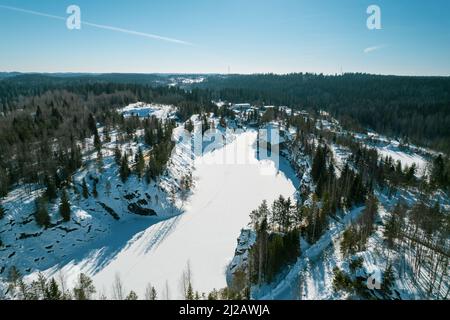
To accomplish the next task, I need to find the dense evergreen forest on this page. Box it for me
[3,72,450,153]
[195,73,450,154]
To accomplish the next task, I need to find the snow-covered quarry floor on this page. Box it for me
[45,130,298,299]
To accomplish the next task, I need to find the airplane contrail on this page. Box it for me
[0,4,192,45]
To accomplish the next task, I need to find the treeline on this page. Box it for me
[291,111,450,193]
[196,73,450,154]
[331,126,450,192]
[4,266,158,300]
[3,261,242,300]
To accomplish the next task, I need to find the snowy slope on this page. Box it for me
[0,105,193,296]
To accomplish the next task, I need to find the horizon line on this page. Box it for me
[1,71,450,78]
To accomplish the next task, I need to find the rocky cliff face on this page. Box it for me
[226,229,256,289]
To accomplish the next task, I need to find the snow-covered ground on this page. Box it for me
[0,122,192,291]
[375,144,429,176]
[117,102,176,119]
[36,130,298,299]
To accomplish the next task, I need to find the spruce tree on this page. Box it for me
[59,189,71,222]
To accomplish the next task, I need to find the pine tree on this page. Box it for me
[405,163,417,183]
[92,180,98,198]
[125,291,138,300]
[383,203,406,249]
[431,155,446,188]
[201,114,210,134]
[34,198,51,228]
[311,146,328,197]
[114,144,122,165]
[186,283,194,300]
[250,200,270,230]
[8,266,21,287]
[87,113,97,135]
[383,264,395,294]
[144,126,156,145]
[94,131,101,152]
[44,175,57,201]
[59,189,71,222]
[184,119,194,133]
[105,180,112,197]
[145,284,158,300]
[207,289,218,300]
[0,166,9,197]
[219,116,227,128]
[97,150,104,173]
[341,226,358,257]
[0,202,5,220]
[82,178,89,199]
[151,286,158,300]
[103,124,111,142]
[73,273,96,300]
[120,153,130,183]
[45,278,62,300]
[135,147,145,178]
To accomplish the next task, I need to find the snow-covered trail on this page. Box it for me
[54,130,299,299]
[256,206,365,300]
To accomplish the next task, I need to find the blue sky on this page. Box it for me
[0,0,449,75]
